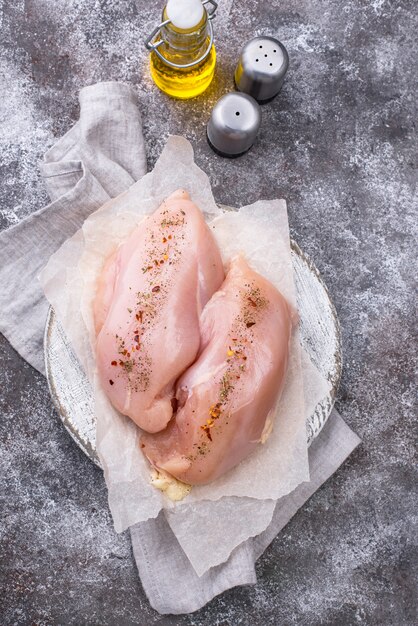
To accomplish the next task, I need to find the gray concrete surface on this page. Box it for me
[0,0,416,624]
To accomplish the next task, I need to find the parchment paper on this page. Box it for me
[40,136,331,574]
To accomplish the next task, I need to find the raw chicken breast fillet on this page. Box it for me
[94,190,225,433]
[141,256,293,484]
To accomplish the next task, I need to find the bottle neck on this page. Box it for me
[160,8,210,64]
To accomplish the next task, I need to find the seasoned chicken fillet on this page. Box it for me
[94,190,225,433]
[141,256,293,484]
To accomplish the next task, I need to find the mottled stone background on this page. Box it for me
[0,0,416,624]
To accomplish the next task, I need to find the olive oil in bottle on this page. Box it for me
[145,0,217,99]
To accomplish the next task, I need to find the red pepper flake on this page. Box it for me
[152,285,160,293]
[246,322,255,328]
[160,259,164,264]
[201,425,213,441]
[248,297,257,308]
[162,237,167,243]
[140,443,145,449]
[134,334,140,344]
[242,356,247,361]
[111,360,117,366]
[147,265,153,271]
[136,311,143,322]
[209,404,222,419]
[109,380,114,385]
[168,235,172,240]
[154,259,159,266]
[122,349,128,356]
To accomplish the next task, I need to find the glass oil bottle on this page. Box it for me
[145,0,217,99]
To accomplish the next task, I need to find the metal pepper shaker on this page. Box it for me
[207,92,262,157]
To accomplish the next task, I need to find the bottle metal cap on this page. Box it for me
[235,36,289,102]
[207,92,261,157]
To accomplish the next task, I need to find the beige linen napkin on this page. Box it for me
[0,81,146,373]
[0,82,360,614]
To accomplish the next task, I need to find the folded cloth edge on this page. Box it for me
[130,408,361,615]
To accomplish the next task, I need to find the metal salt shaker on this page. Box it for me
[235,36,289,102]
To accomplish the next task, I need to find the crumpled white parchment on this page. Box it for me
[40,136,331,575]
